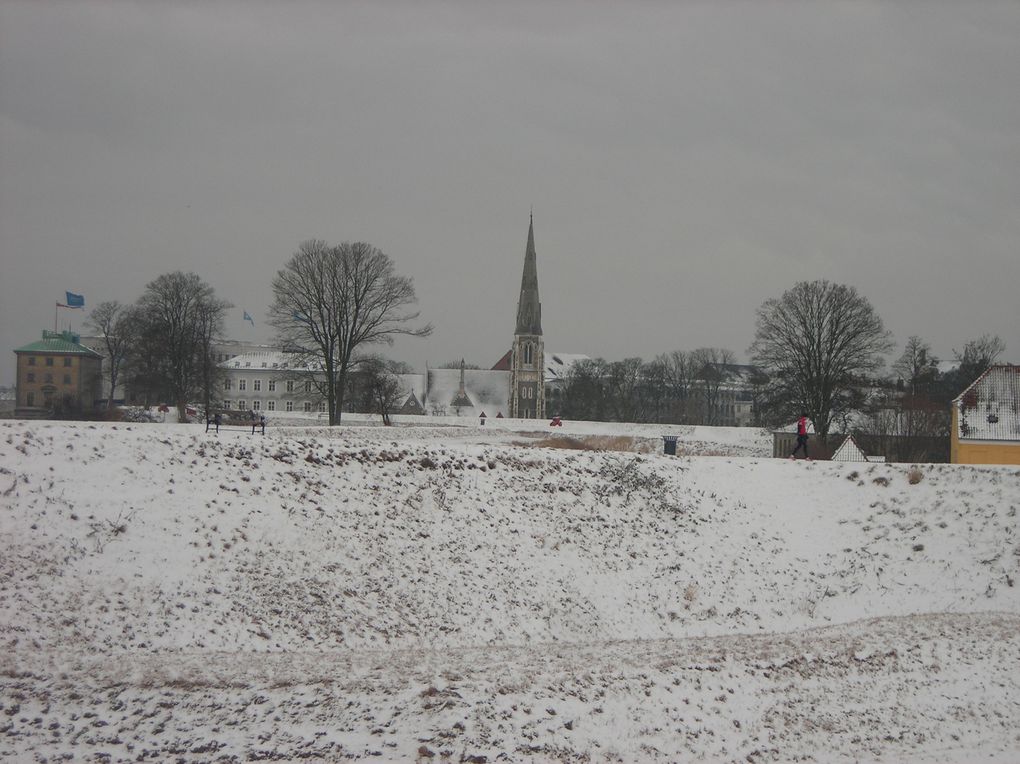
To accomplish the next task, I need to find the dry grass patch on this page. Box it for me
[529,434,644,453]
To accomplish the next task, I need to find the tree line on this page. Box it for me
[88,240,430,424]
[555,281,1006,442]
[88,260,1005,435]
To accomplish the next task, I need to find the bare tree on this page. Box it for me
[351,355,404,425]
[134,272,231,420]
[953,334,1005,389]
[691,347,736,425]
[749,280,893,441]
[559,357,609,421]
[638,358,669,423]
[893,336,939,395]
[86,301,133,409]
[268,240,431,425]
[658,350,698,423]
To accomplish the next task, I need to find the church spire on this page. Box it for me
[515,214,542,336]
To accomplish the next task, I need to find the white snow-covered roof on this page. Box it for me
[831,435,883,462]
[954,365,1020,442]
[219,350,324,372]
[426,368,509,418]
[544,352,591,382]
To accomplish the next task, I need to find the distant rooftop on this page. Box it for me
[954,365,1020,442]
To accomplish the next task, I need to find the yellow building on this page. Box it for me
[951,365,1020,465]
[14,330,103,417]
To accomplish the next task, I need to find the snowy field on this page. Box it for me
[1,417,1019,762]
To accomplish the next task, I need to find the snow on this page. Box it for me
[955,365,1020,442]
[1,417,1019,762]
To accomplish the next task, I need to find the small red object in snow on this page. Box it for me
[550,416,562,426]
[158,404,169,413]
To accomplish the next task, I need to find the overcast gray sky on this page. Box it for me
[2,1,1018,387]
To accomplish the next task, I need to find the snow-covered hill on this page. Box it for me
[1,419,1018,762]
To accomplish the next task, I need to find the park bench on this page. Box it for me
[205,411,266,435]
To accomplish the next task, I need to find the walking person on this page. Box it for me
[790,413,810,460]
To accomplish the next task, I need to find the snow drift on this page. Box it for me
[1,420,1018,762]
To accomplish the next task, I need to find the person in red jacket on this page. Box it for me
[790,413,810,459]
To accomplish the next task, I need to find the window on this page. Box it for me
[286,380,295,393]
[237,400,246,410]
[238,379,247,391]
[46,357,54,366]
[303,402,312,412]
[267,401,275,411]
[253,400,261,410]
[63,375,71,385]
[223,400,231,410]
[253,379,261,391]
[268,380,276,392]
[286,401,293,412]
[524,344,532,365]
[304,381,312,393]
[27,392,34,406]
[64,357,72,367]
[223,379,232,390]
[318,401,327,413]
[28,357,36,366]
[44,373,53,383]
[26,372,35,382]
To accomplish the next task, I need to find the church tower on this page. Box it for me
[509,214,545,419]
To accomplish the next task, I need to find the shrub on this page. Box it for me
[907,467,923,485]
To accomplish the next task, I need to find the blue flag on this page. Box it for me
[65,292,85,308]
[243,310,255,327]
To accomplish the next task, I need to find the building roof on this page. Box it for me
[427,367,509,418]
[953,364,1020,442]
[545,352,592,382]
[220,350,323,372]
[707,363,764,385]
[14,330,102,358]
[491,349,512,371]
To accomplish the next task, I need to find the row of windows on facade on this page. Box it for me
[26,357,73,367]
[224,379,314,393]
[223,400,327,413]
[25,372,73,385]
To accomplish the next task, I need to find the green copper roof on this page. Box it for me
[14,330,102,357]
